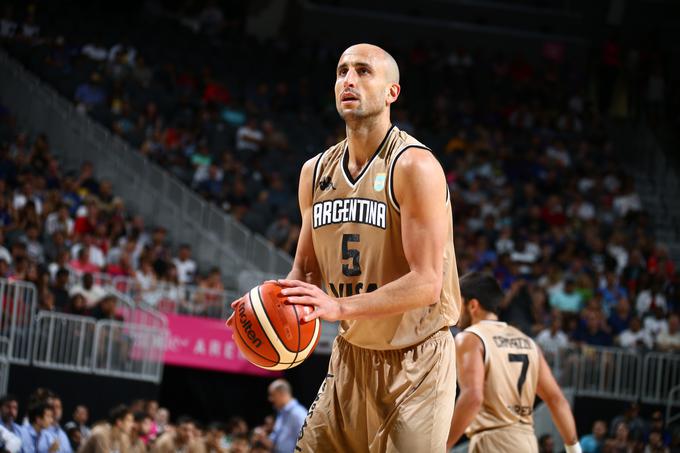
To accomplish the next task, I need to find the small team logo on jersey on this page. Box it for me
[319,177,336,191]
[373,173,386,191]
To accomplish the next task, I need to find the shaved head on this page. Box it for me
[335,43,401,123]
[340,43,400,83]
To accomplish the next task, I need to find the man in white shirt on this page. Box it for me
[173,244,197,285]
[636,286,667,314]
[618,316,653,350]
[656,313,680,352]
[69,274,107,309]
[536,315,570,352]
[235,118,264,153]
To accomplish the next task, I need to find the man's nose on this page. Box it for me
[344,68,358,88]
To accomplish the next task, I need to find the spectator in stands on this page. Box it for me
[0,422,21,453]
[608,297,633,336]
[611,403,646,441]
[203,422,226,453]
[538,434,554,453]
[69,248,99,275]
[152,416,204,453]
[580,419,607,453]
[656,313,680,351]
[550,277,583,314]
[636,281,668,314]
[644,411,671,449]
[62,422,80,451]
[74,73,107,113]
[235,118,263,156]
[64,293,87,316]
[69,273,106,309]
[607,422,637,452]
[535,313,569,351]
[50,268,70,310]
[154,408,169,438]
[90,295,121,321]
[228,434,249,453]
[47,396,71,453]
[0,394,23,439]
[173,244,196,285]
[79,404,133,453]
[573,311,613,347]
[266,379,306,453]
[129,412,152,453]
[643,306,668,340]
[618,316,653,350]
[20,402,58,453]
[70,405,90,439]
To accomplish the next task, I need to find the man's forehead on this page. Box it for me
[338,47,382,66]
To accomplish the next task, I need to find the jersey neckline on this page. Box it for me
[341,125,395,188]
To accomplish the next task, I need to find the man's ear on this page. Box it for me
[386,83,400,106]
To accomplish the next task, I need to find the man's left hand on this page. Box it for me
[277,279,343,322]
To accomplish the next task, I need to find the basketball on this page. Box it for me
[232,282,321,370]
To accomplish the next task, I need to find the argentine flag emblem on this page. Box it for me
[374,173,386,191]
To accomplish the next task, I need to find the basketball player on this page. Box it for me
[229,43,460,451]
[447,272,581,453]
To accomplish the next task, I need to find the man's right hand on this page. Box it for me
[49,440,60,453]
[225,296,245,329]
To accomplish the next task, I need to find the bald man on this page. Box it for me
[274,43,460,452]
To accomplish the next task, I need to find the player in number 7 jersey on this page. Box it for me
[447,272,582,453]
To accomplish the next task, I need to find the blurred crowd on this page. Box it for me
[571,402,678,453]
[0,106,226,317]
[2,1,678,349]
[0,379,306,453]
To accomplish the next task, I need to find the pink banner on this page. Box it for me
[164,313,280,377]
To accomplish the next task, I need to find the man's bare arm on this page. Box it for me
[535,350,579,449]
[286,156,322,286]
[447,332,485,449]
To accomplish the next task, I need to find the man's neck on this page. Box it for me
[32,423,42,434]
[345,116,391,171]
[474,313,498,324]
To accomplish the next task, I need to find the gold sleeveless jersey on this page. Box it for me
[310,125,460,350]
[464,321,540,436]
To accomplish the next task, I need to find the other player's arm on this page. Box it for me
[535,350,581,452]
[280,148,449,322]
[447,332,485,449]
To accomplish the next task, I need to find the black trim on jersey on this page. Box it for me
[466,330,487,363]
[311,151,325,196]
[388,145,432,211]
[342,125,394,186]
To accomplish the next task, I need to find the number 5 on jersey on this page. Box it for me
[342,234,361,276]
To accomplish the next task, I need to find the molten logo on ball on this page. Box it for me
[238,302,263,348]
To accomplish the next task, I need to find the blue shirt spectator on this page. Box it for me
[20,402,58,453]
[580,420,607,453]
[268,380,308,453]
[47,426,71,453]
[19,424,57,453]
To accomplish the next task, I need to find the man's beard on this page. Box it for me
[337,101,381,122]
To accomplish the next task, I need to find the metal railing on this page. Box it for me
[0,49,294,278]
[0,279,37,364]
[111,276,237,320]
[32,312,96,373]
[0,338,9,395]
[547,345,680,407]
[641,353,680,406]
[1,277,166,383]
[93,320,167,382]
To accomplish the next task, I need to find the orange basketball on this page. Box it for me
[232,282,321,370]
